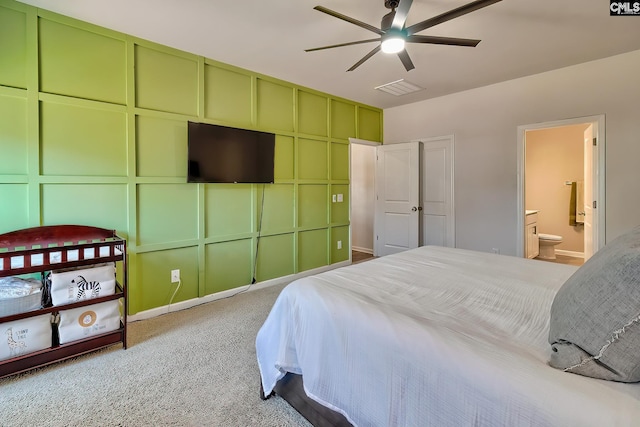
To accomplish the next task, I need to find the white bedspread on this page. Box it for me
[256,246,640,426]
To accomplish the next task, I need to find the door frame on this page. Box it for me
[516,115,606,258]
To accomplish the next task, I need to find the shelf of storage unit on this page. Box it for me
[0,225,127,378]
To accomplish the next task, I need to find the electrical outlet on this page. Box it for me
[337,193,343,203]
[337,240,342,250]
[171,269,180,283]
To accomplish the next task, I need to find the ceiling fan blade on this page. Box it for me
[406,34,480,47]
[347,45,381,71]
[313,6,383,35]
[391,0,413,30]
[406,0,502,35]
[397,49,415,71]
[305,38,381,52]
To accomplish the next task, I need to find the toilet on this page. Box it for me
[537,233,563,260]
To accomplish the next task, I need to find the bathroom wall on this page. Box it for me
[525,124,587,254]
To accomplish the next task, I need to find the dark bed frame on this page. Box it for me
[261,372,353,427]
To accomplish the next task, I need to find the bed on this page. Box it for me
[256,239,640,426]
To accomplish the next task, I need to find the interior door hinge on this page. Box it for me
[376,235,378,240]
[593,138,597,146]
[593,200,597,209]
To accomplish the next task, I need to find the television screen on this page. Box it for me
[187,122,275,184]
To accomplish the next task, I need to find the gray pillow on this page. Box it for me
[548,225,640,382]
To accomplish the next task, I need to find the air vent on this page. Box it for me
[374,79,424,96]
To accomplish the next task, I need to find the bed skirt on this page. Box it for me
[262,372,352,427]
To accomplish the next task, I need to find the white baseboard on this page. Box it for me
[352,246,374,254]
[555,249,584,258]
[127,260,351,322]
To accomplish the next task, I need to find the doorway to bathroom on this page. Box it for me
[516,115,605,264]
[349,138,379,263]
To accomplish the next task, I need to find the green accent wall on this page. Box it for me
[0,0,383,314]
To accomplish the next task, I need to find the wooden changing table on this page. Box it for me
[0,225,127,378]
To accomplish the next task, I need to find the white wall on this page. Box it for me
[351,143,376,253]
[384,49,640,255]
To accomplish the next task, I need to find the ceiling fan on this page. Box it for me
[305,0,502,72]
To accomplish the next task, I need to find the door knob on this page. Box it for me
[412,206,417,212]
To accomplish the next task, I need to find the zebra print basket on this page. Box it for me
[48,264,116,307]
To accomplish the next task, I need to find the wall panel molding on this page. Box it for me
[0,0,382,315]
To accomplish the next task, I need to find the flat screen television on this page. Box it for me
[187,121,275,184]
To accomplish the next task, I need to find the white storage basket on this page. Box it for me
[57,300,121,345]
[0,277,43,317]
[0,293,41,317]
[49,264,116,306]
[1,314,52,361]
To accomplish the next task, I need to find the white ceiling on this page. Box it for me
[18,0,640,109]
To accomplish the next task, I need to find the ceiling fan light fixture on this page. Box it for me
[381,36,405,54]
[307,0,502,71]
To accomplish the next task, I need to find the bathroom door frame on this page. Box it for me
[515,114,606,258]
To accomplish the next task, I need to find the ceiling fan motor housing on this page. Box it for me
[384,0,400,9]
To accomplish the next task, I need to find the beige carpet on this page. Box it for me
[0,283,311,427]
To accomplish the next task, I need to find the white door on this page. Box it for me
[374,142,420,256]
[421,136,455,247]
[583,124,595,260]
